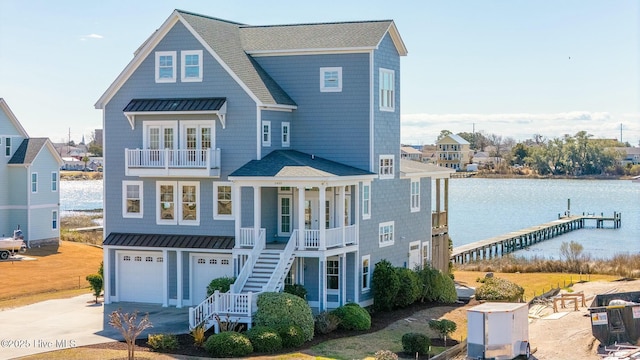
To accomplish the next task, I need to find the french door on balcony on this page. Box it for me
[146,125,175,165]
[182,124,212,164]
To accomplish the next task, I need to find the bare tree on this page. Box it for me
[109,309,153,360]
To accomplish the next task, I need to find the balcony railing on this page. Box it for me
[125,148,221,177]
[238,225,358,251]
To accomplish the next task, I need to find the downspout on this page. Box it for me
[256,106,261,159]
[26,164,31,248]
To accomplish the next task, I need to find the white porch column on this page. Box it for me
[253,186,261,247]
[297,186,305,250]
[319,185,326,251]
[319,258,325,311]
[176,250,183,308]
[339,186,346,246]
[162,249,168,307]
[103,248,111,304]
[354,251,360,304]
[341,254,346,306]
[234,185,241,248]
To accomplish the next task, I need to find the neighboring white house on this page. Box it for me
[436,134,470,171]
[401,146,423,162]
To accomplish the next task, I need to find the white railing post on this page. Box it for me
[206,148,211,169]
[214,290,220,313]
[164,148,169,171]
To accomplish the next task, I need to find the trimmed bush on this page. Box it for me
[394,267,421,307]
[401,332,431,355]
[206,276,236,297]
[372,259,400,311]
[417,266,457,303]
[314,311,341,334]
[475,277,524,302]
[204,331,253,358]
[331,303,371,331]
[86,273,103,303]
[434,270,458,303]
[255,292,314,341]
[277,324,306,348]
[246,325,282,353]
[147,333,178,351]
[284,283,307,299]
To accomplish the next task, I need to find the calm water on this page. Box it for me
[60,179,639,259]
[446,178,640,260]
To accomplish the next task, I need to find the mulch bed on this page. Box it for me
[87,301,461,358]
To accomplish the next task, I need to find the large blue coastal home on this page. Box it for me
[95,10,453,330]
[0,98,63,248]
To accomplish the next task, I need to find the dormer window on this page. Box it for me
[155,51,176,83]
[181,50,203,82]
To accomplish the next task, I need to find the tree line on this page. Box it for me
[438,129,638,176]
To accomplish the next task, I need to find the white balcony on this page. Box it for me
[125,148,221,177]
[238,225,358,251]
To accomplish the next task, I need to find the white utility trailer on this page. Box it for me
[467,302,530,360]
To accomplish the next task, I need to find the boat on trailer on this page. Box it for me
[0,226,26,260]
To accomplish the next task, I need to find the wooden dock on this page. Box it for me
[451,212,621,264]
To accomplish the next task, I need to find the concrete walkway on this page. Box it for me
[0,294,189,359]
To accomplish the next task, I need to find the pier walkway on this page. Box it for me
[451,212,621,264]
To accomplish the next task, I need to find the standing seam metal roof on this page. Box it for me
[123,98,226,112]
[104,232,235,249]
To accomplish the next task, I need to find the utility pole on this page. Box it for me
[620,123,623,143]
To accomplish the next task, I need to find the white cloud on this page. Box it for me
[80,34,104,41]
[401,112,640,145]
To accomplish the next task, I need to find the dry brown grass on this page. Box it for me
[60,171,102,181]
[60,214,103,245]
[0,241,103,308]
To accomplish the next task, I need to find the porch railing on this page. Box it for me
[267,230,298,293]
[189,290,260,331]
[299,225,358,249]
[125,148,221,169]
[238,228,265,247]
[232,229,265,294]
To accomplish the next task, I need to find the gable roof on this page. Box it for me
[8,138,64,166]
[400,159,454,179]
[95,10,407,109]
[229,150,375,179]
[439,134,470,145]
[240,20,407,56]
[0,98,29,138]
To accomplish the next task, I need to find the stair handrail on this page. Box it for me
[266,230,298,292]
[231,228,265,293]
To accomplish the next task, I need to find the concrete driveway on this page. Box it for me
[0,294,189,359]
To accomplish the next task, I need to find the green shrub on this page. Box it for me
[246,325,282,353]
[428,319,457,345]
[372,259,400,311]
[147,333,178,352]
[204,331,253,358]
[475,277,524,302]
[85,273,103,303]
[284,283,307,299]
[277,324,306,348]
[255,292,314,341]
[206,276,236,297]
[314,311,341,334]
[331,303,371,330]
[417,266,457,303]
[401,332,431,355]
[434,270,458,303]
[394,267,421,307]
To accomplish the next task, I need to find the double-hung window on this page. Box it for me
[410,180,420,212]
[262,121,271,147]
[379,68,394,111]
[31,173,38,193]
[155,51,177,83]
[361,255,371,292]
[123,181,143,218]
[281,122,290,147]
[181,50,203,82]
[214,182,233,220]
[52,210,58,230]
[361,182,371,220]
[320,67,342,92]
[379,221,394,247]
[327,257,339,292]
[5,137,11,157]
[51,172,58,192]
[157,181,199,225]
[379,155,394,179]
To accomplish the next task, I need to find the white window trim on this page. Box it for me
[143,121,178,149]
[277,194,293,236]
[379,155,394,179]
[379,221,395,248]
[410,179,420,213]
[31,172,38,193]
[178,181,200,226]
[156,181,200,225]
[422,240,431,268]
[379,68,395,111]
[181,50,203,82]
[361,182,371,220]
[281,122,290,148]
[213,182,234,220]
[320,67,342,92]
[52,210,58,230]
[262,121,271,147]
[4,137,10,157]
[179,121,214,150]
[51,171,58,192]
[155,51,177,83]
[326,256,340,294]
[361,254,371,292]
[122,181,144,219]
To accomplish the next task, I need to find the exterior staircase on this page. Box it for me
[240,250,281,293]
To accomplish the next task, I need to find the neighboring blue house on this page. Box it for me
[95,10,453,331]
[0,98,63,247]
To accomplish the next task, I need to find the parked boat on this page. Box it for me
[632,175,640,183]
[0,226,26,260]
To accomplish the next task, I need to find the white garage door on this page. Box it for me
[192,254,233,304]
[118,251,163,303]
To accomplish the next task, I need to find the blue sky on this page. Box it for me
[0,0,638,145]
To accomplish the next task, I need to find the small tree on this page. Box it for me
[109,309,153,360]
[560,241,584,272]
[85,274,103,303]
[428,319,457,346]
